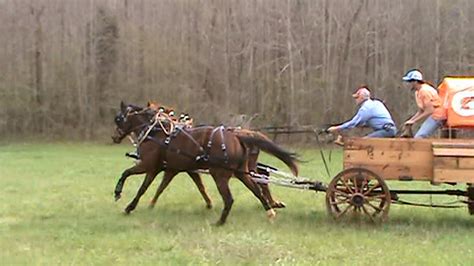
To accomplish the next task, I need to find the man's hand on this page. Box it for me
[404,120,414,126]
[399,123,414,138]
[327,126,339,133]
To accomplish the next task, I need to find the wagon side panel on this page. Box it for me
[343,138,433,181]
[432,141,474,183]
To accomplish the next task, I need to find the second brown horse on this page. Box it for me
[113,102,299,225]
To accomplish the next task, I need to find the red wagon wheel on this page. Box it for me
[326,168,391,222]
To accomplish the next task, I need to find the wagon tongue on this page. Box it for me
[256,162,278,172]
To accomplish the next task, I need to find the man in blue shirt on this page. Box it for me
[327,86,397,138]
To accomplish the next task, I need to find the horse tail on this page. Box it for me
[232,128,273,142]
[236,135,299,177]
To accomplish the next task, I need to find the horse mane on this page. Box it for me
[128,103,144,111]
[147,100,174,113]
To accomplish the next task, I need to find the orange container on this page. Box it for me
[437,76,474,128]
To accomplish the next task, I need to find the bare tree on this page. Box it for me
[0,0,473,139]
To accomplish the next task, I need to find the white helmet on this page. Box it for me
[402,69,423,82]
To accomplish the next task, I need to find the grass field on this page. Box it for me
[1,142,473,265]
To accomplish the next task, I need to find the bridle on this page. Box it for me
[116,107,177,146]
[115,107,154,141]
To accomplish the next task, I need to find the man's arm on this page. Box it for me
[405,109,422,125]
[328,106,369,133]
[412,104,434,123]
[406,103,435,125]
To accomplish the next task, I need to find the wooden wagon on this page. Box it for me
[325,137,474,222]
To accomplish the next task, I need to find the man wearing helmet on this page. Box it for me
[327,86,397,138]
[402,69,446,138]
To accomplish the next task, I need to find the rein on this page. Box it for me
[118,122,150,144]
[119,108,170,145]
[155,112,175,136]
[137,117,160,146]
[137,112,175,146]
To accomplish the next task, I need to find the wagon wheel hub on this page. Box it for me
[350,193,365,207]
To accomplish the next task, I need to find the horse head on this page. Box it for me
[111,101,154,143]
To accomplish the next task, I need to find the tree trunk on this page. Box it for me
[32,6,45,133]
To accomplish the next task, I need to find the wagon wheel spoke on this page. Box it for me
[330,197,351,206]
[335,193,350,200]
[351,174,359,193]
[365,176,380,192]
[352,205,362,220]
[364,183,381,196]
[361,204,377,223]
[335,184,350,191]
[333,188,351,198]
[340,178,355,194]
[360,176,369,193]
[352,171,367,193]
[366,200,384,213]
[335,204,353,219]
[365,194,387,201]
[353,205,361,214]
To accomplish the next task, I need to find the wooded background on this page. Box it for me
[0,0,473,139]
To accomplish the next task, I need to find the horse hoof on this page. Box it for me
[114,194,121,201]
[206,203,213,209]
[124,206,134,214]
[267,209,276,222]
[148,202,156,209]
[213,220,225,226]
[272,201,286,209]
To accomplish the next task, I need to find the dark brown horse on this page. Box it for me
[112,102,298,225]
[112,103,213,209]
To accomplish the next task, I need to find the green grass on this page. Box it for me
[1,142,473,265]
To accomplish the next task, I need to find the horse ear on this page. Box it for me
[120,101,126,112]
[148,100,159,108]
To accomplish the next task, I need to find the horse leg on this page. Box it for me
[247,148,285,209]
[234,169,275,221]
[259,184,286,209]
[114,164,146,201]
[211,171,233,226]
[187,171,213,209]
[149,170,179,209]
[124,169,161,214]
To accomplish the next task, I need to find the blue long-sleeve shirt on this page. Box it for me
[339,99,395,130]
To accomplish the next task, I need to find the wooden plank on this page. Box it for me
[433,168,474,183]
[433,148,474,157]
[432,141,474,149]
[344,163,432,181]
[459,157,474,169]
[344,150,433,166]
[344,138,432,152]
[433,157,474,169]
[433,157,458,169]
[432,138,474,143]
